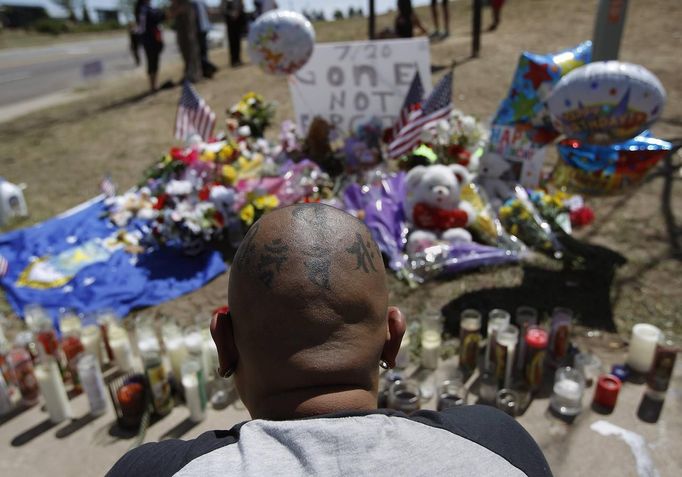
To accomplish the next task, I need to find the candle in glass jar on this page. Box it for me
[459,309,482,373]
[549,367,584,417]
[35,357,71,423]
[9,346,40,405]
[495,325,519,388]
[77,353,108,416]
[182,360,206,423]
[486,309,510,369]
[81,325,103,364]
[421,330,441,370]
[109,326,136,372]
[62,333,85,390]
[97,311,116,362]
[626,324,662,374]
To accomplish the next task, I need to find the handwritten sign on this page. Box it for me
[289,38,432,134]
[489,125,547,188]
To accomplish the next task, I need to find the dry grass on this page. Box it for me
[1,0,680,337]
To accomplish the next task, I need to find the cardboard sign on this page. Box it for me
[289,38,432,134]
[489,125,547,188]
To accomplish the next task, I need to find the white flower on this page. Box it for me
[137,208,158,221]
[460,116,477,136]
[238,125,252,137]
[165,180,193,196]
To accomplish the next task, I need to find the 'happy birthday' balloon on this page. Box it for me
[547,61,666,145]
[247,11,315,76]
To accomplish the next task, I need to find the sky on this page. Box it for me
[205,0,433,17]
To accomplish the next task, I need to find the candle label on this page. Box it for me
[11,351,39,402]
[145,362,173,416]
[459,330,481,371]
[647,346,677,392]
[549,317,571,362]
[525,349,545,390]
[495,341,508,383]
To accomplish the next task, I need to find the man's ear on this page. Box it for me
[210,308,239,375]
[381,306,406,368]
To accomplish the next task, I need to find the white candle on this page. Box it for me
[109,327,136,373]
[496,334,517,389]
[35,359,71,423]
[81,325,102,364]
[182,368,206,423]
[166,336,188,380]
[421,330,441,370]
[626,324,662,373]
[202,335,218,383]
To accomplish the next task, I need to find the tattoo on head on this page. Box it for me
[235,223,260,270]
[292,204,333,290]
[302,245,331,290]
[346,233,378,274]
[256,239,289,288]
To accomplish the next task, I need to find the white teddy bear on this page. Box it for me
[404,164,476,255]
[477,152,515,210]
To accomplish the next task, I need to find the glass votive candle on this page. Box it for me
[495,325,519,388]
[421,312,442,370]
[387,379,421,414]
[496,389,520,417]
[549,367,585,417]
[626,324,662,374]
[459,309,482,373]
[437,379,466,411]
[486,309,511,368]
[574,352,602,387]
[524,326,548,392]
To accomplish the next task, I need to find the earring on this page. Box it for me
[379,360,390,370]
[217,366,235,379]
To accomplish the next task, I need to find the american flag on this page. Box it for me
[0,254,7,278]
[174,81,216,141]
[388,69,454,159]
[386,71,424,144]
[100,175,116,198]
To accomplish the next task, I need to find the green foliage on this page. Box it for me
[32,18,70,35]
[29,18,124,36]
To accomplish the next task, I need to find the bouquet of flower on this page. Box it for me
[228,92,276,139]
[418,110,488,168]
[498,186,563,258]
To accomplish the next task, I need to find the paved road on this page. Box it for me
[0,32,181,108]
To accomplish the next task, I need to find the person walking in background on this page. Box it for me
[192,0,217,78]
[395,0,427,39]
[170,0,202,83]
[222,0,245,67]
[489,0,506,31]
[430,0,450,38]
[135,0,164,91]
[128,21,141,66]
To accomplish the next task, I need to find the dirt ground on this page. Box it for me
[0,0,680,339]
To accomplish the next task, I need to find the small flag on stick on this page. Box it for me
[174,81,216,141]
[385,71,424,144]
[388,69,454,159]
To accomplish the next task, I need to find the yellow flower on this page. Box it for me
[201,150,216,162]
[244,92,259,101]
[510,224,520,236]
[219,144,234,161]
[162,154,172,164]
[262,195,279,210]
[222,165,237,183]
[499,206,512,218]
[253,195,268,210]
[519,210,531,221]
[240,204,255,226]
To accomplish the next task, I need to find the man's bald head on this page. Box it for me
[220,204,401,418]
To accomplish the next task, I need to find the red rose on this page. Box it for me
[154,194,168,210]
[198,186,210,201]
[570,206,595,228]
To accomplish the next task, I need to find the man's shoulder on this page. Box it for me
[106,427,241,477]
[408,405,553,477]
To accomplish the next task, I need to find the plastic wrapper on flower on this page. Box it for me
[460,182,525,252]
[403,242,520,284]
[344,173,519,281]
[553,133,671,195]
[499,186,564,259]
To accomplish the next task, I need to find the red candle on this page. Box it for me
[593,374,622,410]
[524,327,548,391]
[62,335,85,390]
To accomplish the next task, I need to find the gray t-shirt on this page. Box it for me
[107,406,552,476]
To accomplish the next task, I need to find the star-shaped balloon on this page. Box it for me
[524,61,553,90]
[512,92,537,122]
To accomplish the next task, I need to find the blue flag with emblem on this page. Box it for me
[0,197,226,321]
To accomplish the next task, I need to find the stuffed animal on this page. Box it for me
[477,152,515,210]
[0,178,28,227]
[404,164,476,255]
